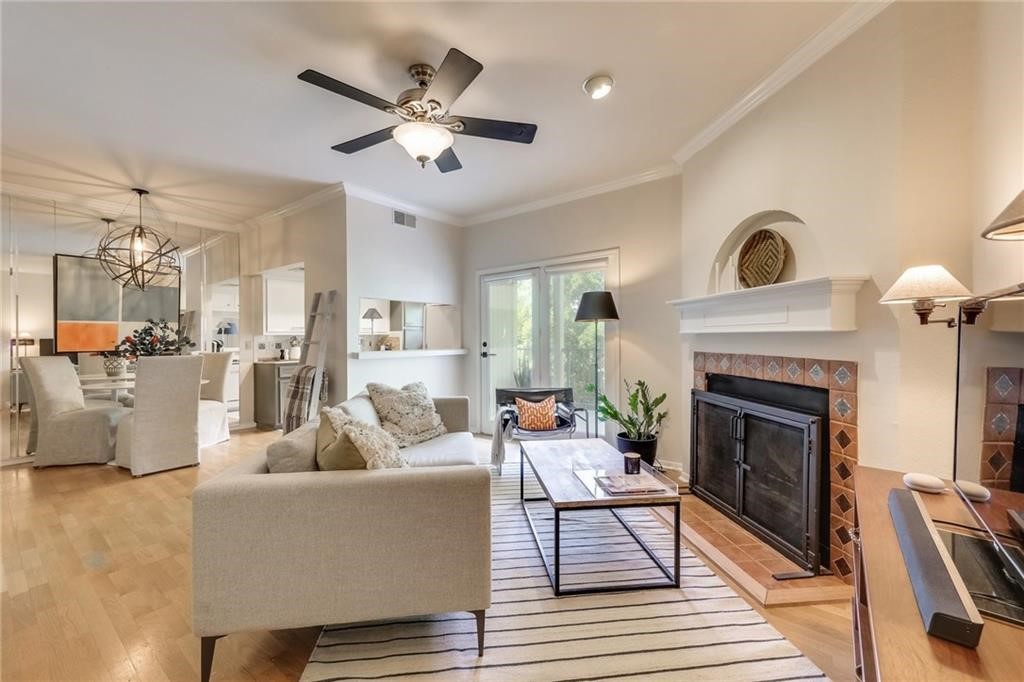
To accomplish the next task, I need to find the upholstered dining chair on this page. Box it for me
[116,355,203,477]
[198,351,233,447]
[20,356,130,467]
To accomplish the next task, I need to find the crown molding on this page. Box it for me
[465,163,682,226]
[0,181,241,232]
[672,0,892,166]
[246,182,466,228]
[245,183,346,226]
[341,183,466,226]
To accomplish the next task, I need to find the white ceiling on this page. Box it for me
[2,2,851,225]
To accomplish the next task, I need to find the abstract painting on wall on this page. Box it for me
[53,254,180,353]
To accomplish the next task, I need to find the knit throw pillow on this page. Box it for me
[316,407,365,471]
[344,420,407,469]
[516,396,557,431]
[366,382,447,447]
[317,406,407,470]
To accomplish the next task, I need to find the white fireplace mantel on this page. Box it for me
[668,276,870,334]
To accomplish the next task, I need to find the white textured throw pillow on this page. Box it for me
[343,420,408,469]
[366,382,447,447]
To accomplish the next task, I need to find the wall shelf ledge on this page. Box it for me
[351,349,468,360]
[668,276,870,334]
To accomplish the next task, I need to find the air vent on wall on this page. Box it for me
[393,209,417,229]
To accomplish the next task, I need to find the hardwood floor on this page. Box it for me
[1,430,853,681]
[1,429,318,681]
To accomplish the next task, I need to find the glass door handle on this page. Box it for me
[480,351,498,358]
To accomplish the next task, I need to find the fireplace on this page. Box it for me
[693,352,859,582]
[692,374,830,576]
[982,367,1024,491]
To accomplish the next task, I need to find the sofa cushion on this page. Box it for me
[339,394,381,428]
[266,419,319,473]
[316,407,366,471]
[402,432,477,468]
[367,382,447,447]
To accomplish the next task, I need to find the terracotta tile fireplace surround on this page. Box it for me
[982,367,1023,489]
[693,352,859,583]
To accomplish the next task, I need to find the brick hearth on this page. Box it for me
[693,352,859,583]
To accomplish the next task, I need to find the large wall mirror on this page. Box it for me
[955,285,1024,489]
[2,193,241,464]
[357,297,461,352]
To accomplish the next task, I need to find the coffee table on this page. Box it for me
[519,438,681,596]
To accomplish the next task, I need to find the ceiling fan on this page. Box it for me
[298,48,537,173]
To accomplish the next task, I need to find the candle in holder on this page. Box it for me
[624,452,641,475]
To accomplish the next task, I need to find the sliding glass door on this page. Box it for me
[481,271,539,432]
[480,255,614,434]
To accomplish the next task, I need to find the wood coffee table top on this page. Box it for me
[520,439,679,509]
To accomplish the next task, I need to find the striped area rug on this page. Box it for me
[301,462,827,681]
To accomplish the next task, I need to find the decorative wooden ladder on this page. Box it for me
[299,289,336,419]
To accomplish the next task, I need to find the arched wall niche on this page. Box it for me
[704,209,827,295]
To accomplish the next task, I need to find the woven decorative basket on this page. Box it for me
[737,229,787,288]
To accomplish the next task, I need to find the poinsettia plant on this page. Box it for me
[110,318,195,358]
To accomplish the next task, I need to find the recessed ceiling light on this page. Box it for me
[582,74,614,100]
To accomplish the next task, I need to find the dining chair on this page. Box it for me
[198,351,233,447]
[21,356,130,467]
[115,355,203,476]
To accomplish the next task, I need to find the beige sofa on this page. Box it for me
[192,395,490,682]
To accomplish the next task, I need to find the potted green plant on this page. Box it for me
[595,379,668,465]
[115,318,195,359]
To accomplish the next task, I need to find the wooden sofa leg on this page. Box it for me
[472,610,486,656]
[201,635,222,682]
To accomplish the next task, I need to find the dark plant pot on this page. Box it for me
[615,432,658,466]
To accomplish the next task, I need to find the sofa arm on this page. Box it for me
[192,457,490,637]
[433,396,470,433]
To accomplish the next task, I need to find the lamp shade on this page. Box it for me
[392,122,454,166]
[981,190,1024,241]
[362,308,383,320]
[880,265,972,304]
[575,291,620,321]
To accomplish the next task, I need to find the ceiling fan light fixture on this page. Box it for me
[392,122,454,167]
[582,74,614,100]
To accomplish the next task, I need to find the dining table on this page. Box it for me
[79,373,208,402]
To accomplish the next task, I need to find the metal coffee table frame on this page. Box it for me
[519,444,681,596]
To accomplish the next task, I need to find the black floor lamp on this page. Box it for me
[575,291,619,426]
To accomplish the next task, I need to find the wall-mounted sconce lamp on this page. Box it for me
[880,264,973,327]
[981,189,1024,241]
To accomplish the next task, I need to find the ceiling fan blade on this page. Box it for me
[434,148,462,173]
[331,127,397,154]
[452,116,537,144]
[422,49,483,113]
[298,69,396,113]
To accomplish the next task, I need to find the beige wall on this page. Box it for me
[345,196,465,398]
[677,2,1023,478]
[239,193,347,418]
[463,176,685,467]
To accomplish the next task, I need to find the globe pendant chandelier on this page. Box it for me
[96,188,181,290]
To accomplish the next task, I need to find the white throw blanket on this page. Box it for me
[490,406,516,474]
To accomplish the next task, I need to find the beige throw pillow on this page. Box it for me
[316,407,366,471]
[366,382,447,447]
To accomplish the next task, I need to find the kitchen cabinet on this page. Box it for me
[263,277,305,335]
[255,361,298,429]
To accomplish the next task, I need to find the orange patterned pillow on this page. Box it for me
[516,396,557,431]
